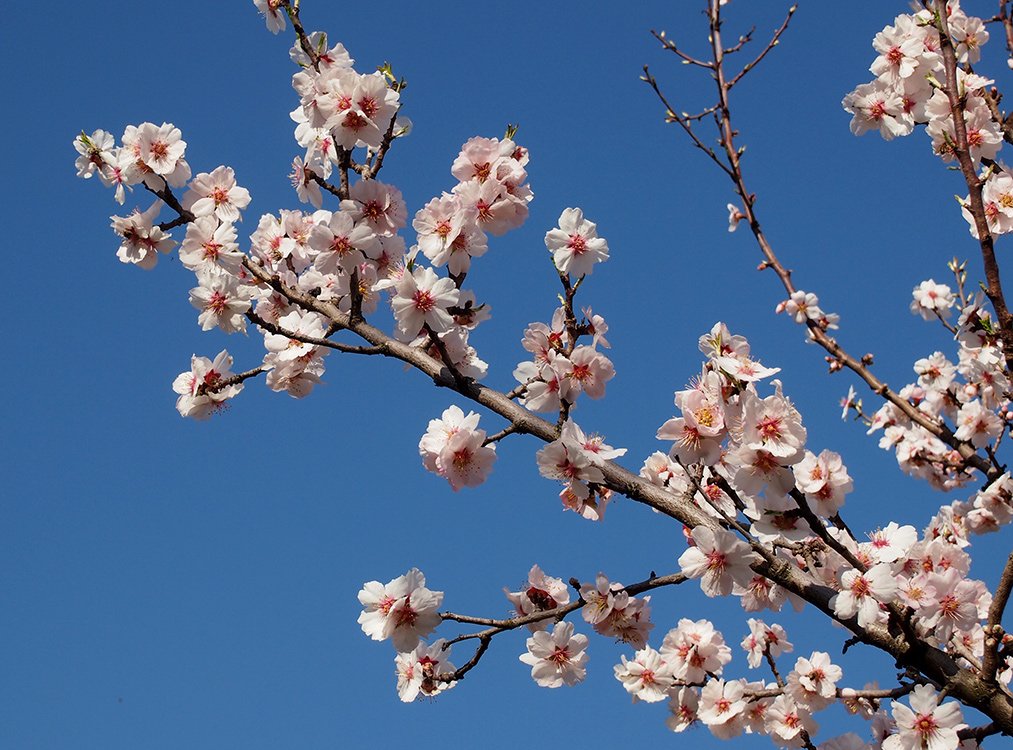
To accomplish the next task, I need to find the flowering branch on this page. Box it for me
[78,1,1013,738]
[645,0,999,484]
[934,0,1013,376]
[205,365,266,394]
[436,572,688,682]
[281,0,319,71]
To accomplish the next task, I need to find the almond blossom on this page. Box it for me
[831,564,897,628]
[133,121,188,177]
[765,694,819,749]
[786,652,842,711]
[110,200,177,269]
[613,647,675,703]
[698,679,748,739]
[740,384,807,463]
[741,618,792,669]
[666,687,700,733]
[391,266,460,340]
[544,207,609,277]
[357,568,443,652]
[179,216,244,275]
[188,270,253,333]
[504,564,569,631]
[518,621,589,688]
[660,617,732,681]
[182,166,252,223]
[172,350,244,419]
[882,685,964,750]
[394,639,456,703]
[910,280,955,320]
[679,526,761,598]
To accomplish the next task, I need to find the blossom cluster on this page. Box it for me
[841,2,1012,238]
[356,569,455,702]
[418,406,497,491]
[76,31,540,415]
[856,281,1011,491]
[612,615,973,750]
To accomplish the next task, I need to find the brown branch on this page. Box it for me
[360,110,401,180]
[650,29,714,68]
[934,0,1013,377]
[436,572,688,684]
[685,0,997,481]
[984,552,1013,680]
[1001,1,1013,64]
[203,366,266,395]
[281,0,319,71]
[438,634,490,682]
[241,254,1013,733]
[763,644,785,688]
[306,168,342,200]
[440,572,686,642]
[483,424,520,446]
[642,67,735,179]
[246,310,385,355]
[726,4,798,90]
[143,182,195,231]
[724,27,755,55]
[424,324,469,390]
[505,383,527,400]
[788,488,868,574]
[958,722,1000,742]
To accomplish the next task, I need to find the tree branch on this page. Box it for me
[934,0,1013,377]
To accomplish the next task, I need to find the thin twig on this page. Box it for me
[726,4,798,90]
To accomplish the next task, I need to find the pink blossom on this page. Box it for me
[357,568,443,652]
[518,621,589,688]
[679,526,761,597]
[544,207,609,277]
[614,647,674,703]
[883,684,963,750]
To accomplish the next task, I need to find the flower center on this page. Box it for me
[412,289,436,312]
[550,646,570,665]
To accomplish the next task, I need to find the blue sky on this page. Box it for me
[4,2,1012,748]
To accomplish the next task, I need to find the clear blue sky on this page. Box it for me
[3,2,1011,748]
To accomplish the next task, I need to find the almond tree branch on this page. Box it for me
[436,572,688,682]
[360,110,401,180]
[483,424,520,446]
[984,551,1013,680]
[642,66,735,179]
[726,4,798,91]
[651,30,714,68]
[957,722,1000,742]
[645,0,999,482]
[281,0,319,71]
[144,181,195,231]
[306,168,342,200]
[788,488,868,574]
[204,366,267,395]
[934,0,1013,377]
[238,156,1013,731]
[246,309,385,355]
